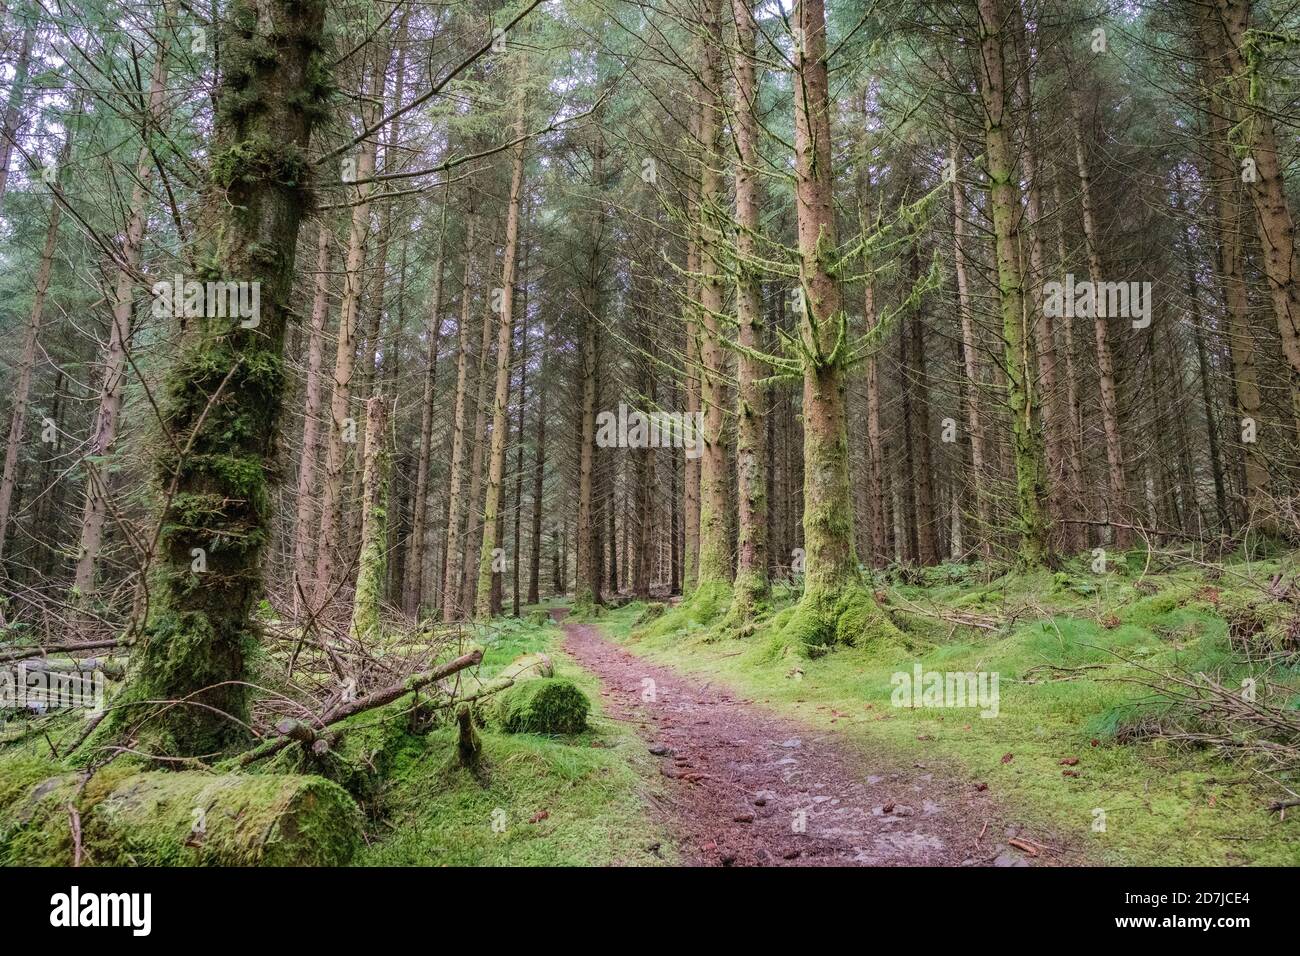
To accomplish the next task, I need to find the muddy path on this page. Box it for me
[561,617,1075,867]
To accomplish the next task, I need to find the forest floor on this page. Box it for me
[562,615,1078,865]
[574,552,1300,866]
[3,551,1296,867]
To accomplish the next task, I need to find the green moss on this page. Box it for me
[355,617,672,866]
[264,697,425,803]
[0,764,360,866]
[776,579,901,652]
[588,556,1300,866]
[489,678,590,735]
[211,137,309,191]
[642,580,731,639]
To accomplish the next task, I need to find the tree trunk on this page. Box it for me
[73,25,169,597]
[351,397,389,643]
[780,0,898,649]
[575,137,605,608]
[727,0,768,622]
[1012,1,1074,555]
[0,111,75,566]
[1070,94,1130,549]
[441,211,477,621]
[404,207,448,615]
[977,0,1051,566]
[0,14,34,211]
[1206,0,1300,429]
[110,0,330,756]
[949,133,991,560]
[908,231,939,566]
[288,223,332,614]
[527,318,547,605]
[476,90,526,618]
[692,0,730,599]
[313,58,379,612]
[461,275,495,615]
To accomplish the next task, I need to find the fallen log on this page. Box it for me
[0,637,126,664]
[0,756,361,866]
[16,656,126,680]
[237,649,483,768]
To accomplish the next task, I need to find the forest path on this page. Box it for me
[560,615,1053,867]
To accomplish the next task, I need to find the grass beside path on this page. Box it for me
[591,555,1300,866]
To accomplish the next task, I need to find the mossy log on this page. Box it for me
[0,758,361,866]
[0,637,126,664]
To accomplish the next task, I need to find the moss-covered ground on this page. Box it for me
[587,549,1300,866]
[353,615,674,866]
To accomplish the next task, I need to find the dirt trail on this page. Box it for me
[562,618,1062,867]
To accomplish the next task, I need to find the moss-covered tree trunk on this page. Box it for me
[726,0,769,626]
[110,0,331,757]
[780,0,899,650]
[1199,41,1269,528]
[1012,1,1074,557]
[682,104,702,594]
[351,396,389,643]
[1207,0,1300,437]
[693,0,732,604]
[976,0,1052,567]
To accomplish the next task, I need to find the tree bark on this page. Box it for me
[779,0,898,648]
[476,88,527,618]
[0,110,75,566]
[313,57,379,612]
[404,206,448,615]
[727,0,768,620]
[73,24,170,597]
[1070,94,1130,549]
[977,0,1051,566]
[351,396,389,643]
[289,223,332,614]
[110,0,330,756]
[442,211,477,621]
[949,134,991,560]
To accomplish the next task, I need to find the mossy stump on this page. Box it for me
[489,678,590,735]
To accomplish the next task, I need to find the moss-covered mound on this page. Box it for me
[0,756,362,866]
[489,677,590,735]
[776,580,902,652]
[261,697,426,802]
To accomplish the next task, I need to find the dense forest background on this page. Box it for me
[0,0,1298,867]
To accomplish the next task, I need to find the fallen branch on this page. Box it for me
[0,637,126,663]
[236,649,483,767]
